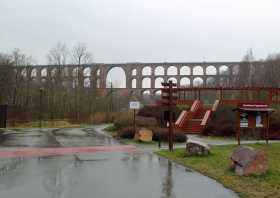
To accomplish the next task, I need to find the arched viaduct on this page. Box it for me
[15,62,247,96]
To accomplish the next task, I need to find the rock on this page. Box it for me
[134,128,153,142]
[185,140,210,156]
[230,146,268,176]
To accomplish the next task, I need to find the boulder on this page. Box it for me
[230,146,268,176]
[185,140,210,156]
[134,128,153,142]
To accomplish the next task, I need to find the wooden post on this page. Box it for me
[133,109,136,135]
[168,81,174,152]
[266,112,269,145]
[236,111,241,145]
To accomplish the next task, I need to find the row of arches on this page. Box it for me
[134,65,232,76]
[20,64,235,79]
[133,77,229,88]
[20,67,101,78]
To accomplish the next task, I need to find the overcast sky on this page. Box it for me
[0,0,280,64]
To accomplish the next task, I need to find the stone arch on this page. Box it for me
[219,65,230,75]
[180,77,191,87]
[206,77,216,86]
[167,77,177,85]
[142,77,151,88]
[41,78,47,84]
[84,78,91,88]
[41,68,47,77]
[167,66,177,75]
[220,77,229,86]
[132,78,137,88]
[142,66,152,75]
[155,77,164,88]
[193,66,204,75]
[96,68,101,76]
[72,67,79,77]
[106,67,126,88]
[21,68,27,78]
[63,67,69,77]
[206,66,217,75]
[155,90,162,95]
[180,66,191,75]
[72,79,78,88]
[193,77,204,87]
[96,79,101,88]
[142,90,151,95]
[132,69,137,76]
[83,67,91,77]
[232,65,239,75]
[155,66,164,76]
[31,68,37,78]
[51,68,57,77]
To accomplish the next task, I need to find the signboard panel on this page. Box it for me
[129,101,140,109]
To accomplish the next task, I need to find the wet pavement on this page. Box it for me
[0,127,238,198]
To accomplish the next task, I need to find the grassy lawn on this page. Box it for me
[157,143,280,198]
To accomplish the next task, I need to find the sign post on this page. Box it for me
[129,101,140,135]
[233,103,274,145]
[161,81,177,152]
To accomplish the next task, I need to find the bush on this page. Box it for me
[152,127,186,143]
[113,111,134,129]
[203,105,236,136]
[118,126,136,139]
[90,112,108,124]
[137,105,185,127]
[135,116,158,127]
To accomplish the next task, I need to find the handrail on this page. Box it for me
[175,110,186,126]
[190,100,201,112]
[212,100,220,111]
[201,110,211,126]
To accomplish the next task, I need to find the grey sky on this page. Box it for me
[0,0,280,64]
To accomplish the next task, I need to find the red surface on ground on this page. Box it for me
[0,145,137,159]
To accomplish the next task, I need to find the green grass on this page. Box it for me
[157,143,280,198]
[103,124,118,132]
[120,138,156,145]
[13,120,82,128]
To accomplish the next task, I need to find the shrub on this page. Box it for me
[152,127,186,143]
[118,126,136,139]
[137,105,185,127]
[135,116,158,127]
[90,112,108,124]
[203,105,236,136]
[113,111,134,129]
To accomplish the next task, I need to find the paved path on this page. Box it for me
[0,126,238,198]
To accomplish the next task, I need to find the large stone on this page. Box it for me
[185,140,210,156]
[134,128,153,142]
[230,146,268,176]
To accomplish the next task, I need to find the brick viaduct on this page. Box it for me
[15,62,243,96]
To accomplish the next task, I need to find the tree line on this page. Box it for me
[0,42,129,124]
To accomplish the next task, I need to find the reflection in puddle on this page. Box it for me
[162,161,175,198]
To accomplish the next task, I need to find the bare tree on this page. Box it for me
[71,43,92,65]
[70,43,93,121]
[47,42,69,66]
